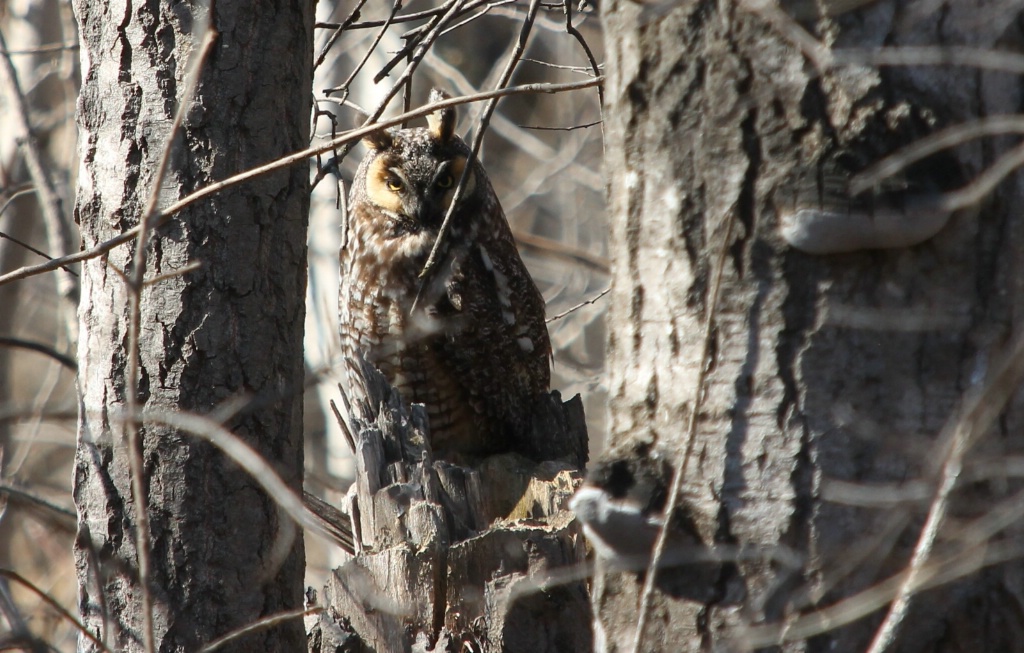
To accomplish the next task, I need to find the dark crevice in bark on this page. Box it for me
[116,11,132,85]
[682,197,707,312]
[630,284,644,355]
[775,252,818,429]
[644,371,659,422]
[732,102,760,277]
[775,410,815,623]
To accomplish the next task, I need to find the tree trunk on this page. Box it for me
[596,1,1024,651]
[73,2,312,651]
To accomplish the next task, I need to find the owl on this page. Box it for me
[339,90,551,459]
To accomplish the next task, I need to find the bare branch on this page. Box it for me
[140,410,350,550]
[199,606,323,653]
[313,0,370,70]
[0,336,76,370]
[370,0,462,85]
[865,329,1024,653]
[833,46,1024,75]
[515,229,609,273]
[0,569,112,653]
[0,41,80,56]
[416,0,544,285]
[0,229,78,276]
[546,287,610,323]
[140,260,204,287]
[851,115,1024,194]
[517,119,602,131]
[0,26,78,340]
[935,141,1024,212]
[323,0,400,102]
[561,0,604,133]
[423,50,604,191]
[737,540,1024,647]
[0,79,602,290]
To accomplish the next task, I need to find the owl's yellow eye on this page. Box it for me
[387,179,403,192]
[436,174,454,189]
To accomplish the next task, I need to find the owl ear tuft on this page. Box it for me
[363,128,394,151]
[426,88,455,144]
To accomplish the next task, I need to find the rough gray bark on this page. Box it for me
[73,2,312,651]
[598,1,1024,651]
[308,362,591,653]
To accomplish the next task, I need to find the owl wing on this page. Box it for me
[435,217,551,449]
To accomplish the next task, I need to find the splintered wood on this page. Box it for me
[308,359,591,652]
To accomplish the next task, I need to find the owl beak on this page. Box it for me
[411,197,440,228]
[396,196,425,230]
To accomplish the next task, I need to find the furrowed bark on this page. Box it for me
[73,2,313,651]
[598,1,1024,651]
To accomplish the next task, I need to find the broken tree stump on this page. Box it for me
[307,361,591,653]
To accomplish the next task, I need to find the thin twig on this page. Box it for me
[416,0,543,286]
[439,0,517,35]
[141,260,204,287]
[0,26,78,340]
[488,6,576,33]
[0,336,76,369]
[747,0,1024,77]
[521,57,601,73]
[935,140,1024,212]
[632,214,736,653]
[140,410,344,544]
[199,607,323,653]
[402,47,414,124]
[0,229,78,276]
[424,49,604,191]
[517,119,602,131]
[561,0,604,138]
[0,482,77,522]
[0,577,40,653]
[318,2,468,30]
[392,0,504,43]
[0,569,112,653]
[313,0,369,70]
[865,330,1024,653]
[851,115,1024,194]
[546,287,610,323]
[314,0,467,189]
[324,0,399,101]
[371,0,461,84]
[514,229,609,273]
[833,46,1024,75]
[0,78,601,289]
[371,0,463,105]
[0,183,35,217]
[1,41,80,55]
[738,539,1024,647]
[742,0,833,70]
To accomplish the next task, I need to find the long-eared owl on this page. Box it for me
[339,90,551,459]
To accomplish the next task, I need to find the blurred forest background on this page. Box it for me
[0,1,606,649]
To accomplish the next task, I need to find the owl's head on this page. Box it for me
[354,91,479,245]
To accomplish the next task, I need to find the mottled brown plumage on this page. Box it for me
[339,91,550,458]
